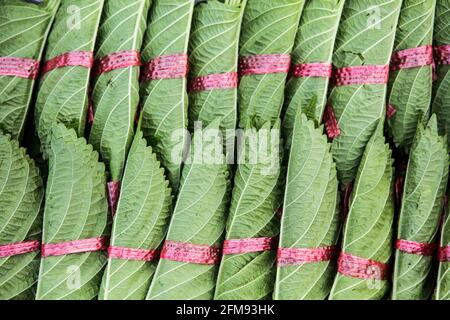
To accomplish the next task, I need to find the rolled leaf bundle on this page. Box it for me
[99,131,172,300]
[437,196,450,300]
[392,115,448,300]
[36,124,109,300]
[432,0,450,150]
[282,0,344,145]
[0,0,60,139]
[188,0,245,133]
[238,0,304,129]
[147,120,230,300]
[329,124,394,300]
[139,0,195,193]
[89,0,151,213]
[214,122,283,300]
[386,0,436,152]
[326,0,402,186]
[274,113,340,300]
[35,0,104,155]
[0,133,44,300]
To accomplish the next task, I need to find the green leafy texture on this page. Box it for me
[392,115,448,300]
[35,0,104,156]
[431,0,450,150]
[99,131,172,300]
[214,121,283,300]
[238,0,304,130]
[274,113,340,300]
[89,0,150,182]
[329,124,395,300]
[188,0,244,132]
[0,133,44,300]
[0,0,60,139]
[36,124,108,300]
[140,0,195,194]
[328,0,402,186]
[437,195,450,300]
[386,0,435,152]
[282,0,344,145]
[147,119,230,300]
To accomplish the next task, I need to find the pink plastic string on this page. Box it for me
[291,62,332,78]
[41,51,94,75]
[141,53,188,81]
[239,54,291,76]
[92,50,141,76]
[323,104,341,139]
[395,239,437,256]
[108,246,159,262]
[160,240,221,265]
[337,252,390,280]
[222,237,278,255]
[434,45,450,65]
[0,240,40,258]
[390,45,434,71]
[107,181,121,217]
[387,104,397,119]
[439,246,450,262]
[333,65,389,86]
[41,237,108,257]
[277,246,337,267]
[189,72,238,92]
[0,56,39,79]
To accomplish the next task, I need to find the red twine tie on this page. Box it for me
[92,50,141,76]
[337,252,390,280]
[141,53,188,81]
[390,45,434,71]
[323,104,341,139]
[434,45,450,65]
[108,246,159,262]
[222,237,278,255]
[107,181,121,217]
[239,54,291,76]
[41,237,108,257]
[160,240,221,265]
[333,65,389,86]
[189,72,238,92]
[291,62,332,78]
[277,246,337,267]
[0,240,40,258]
[41,51,94,75]
[0,56,39,80]
[439,246,450,262]
[395,239,437,256]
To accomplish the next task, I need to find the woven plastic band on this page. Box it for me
[223,237,277,255]
[277,246,337,267]
[291,62,332,78]
[108,246,159,262]
[434,45,450,65]
[93,50,141,76]
[0,56,39,79]
[239,54,291,76]
[333,65,389,86]
[0,240,40,258]
[338,252,389,280]
[160,240,221,265]
[141,53,188,81]
[189,72,238,92]
[41,51,94,75]
[390,45,434,71]
[41,237,108,257]
[323,104,341,139]
[395,239,436,256]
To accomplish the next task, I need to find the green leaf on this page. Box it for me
[386,0,435,152]
[329,0,402,186]
[99,131,172,300]
[140,0,195,194]
[147,120,230,300]
[282,0,344,143]
[35,0,104,156]
[188,0,245,132]
[214,121,283,300]
[89,0,151,182]
[274,114,340,300]
[0,133,44,300]
[392,115,448,300]
[0,0,60,139]
[329,124,395,300]
[437,196,450,300]
[238,0,304,130]
[36,124,109,300]
[432,0,450,151]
